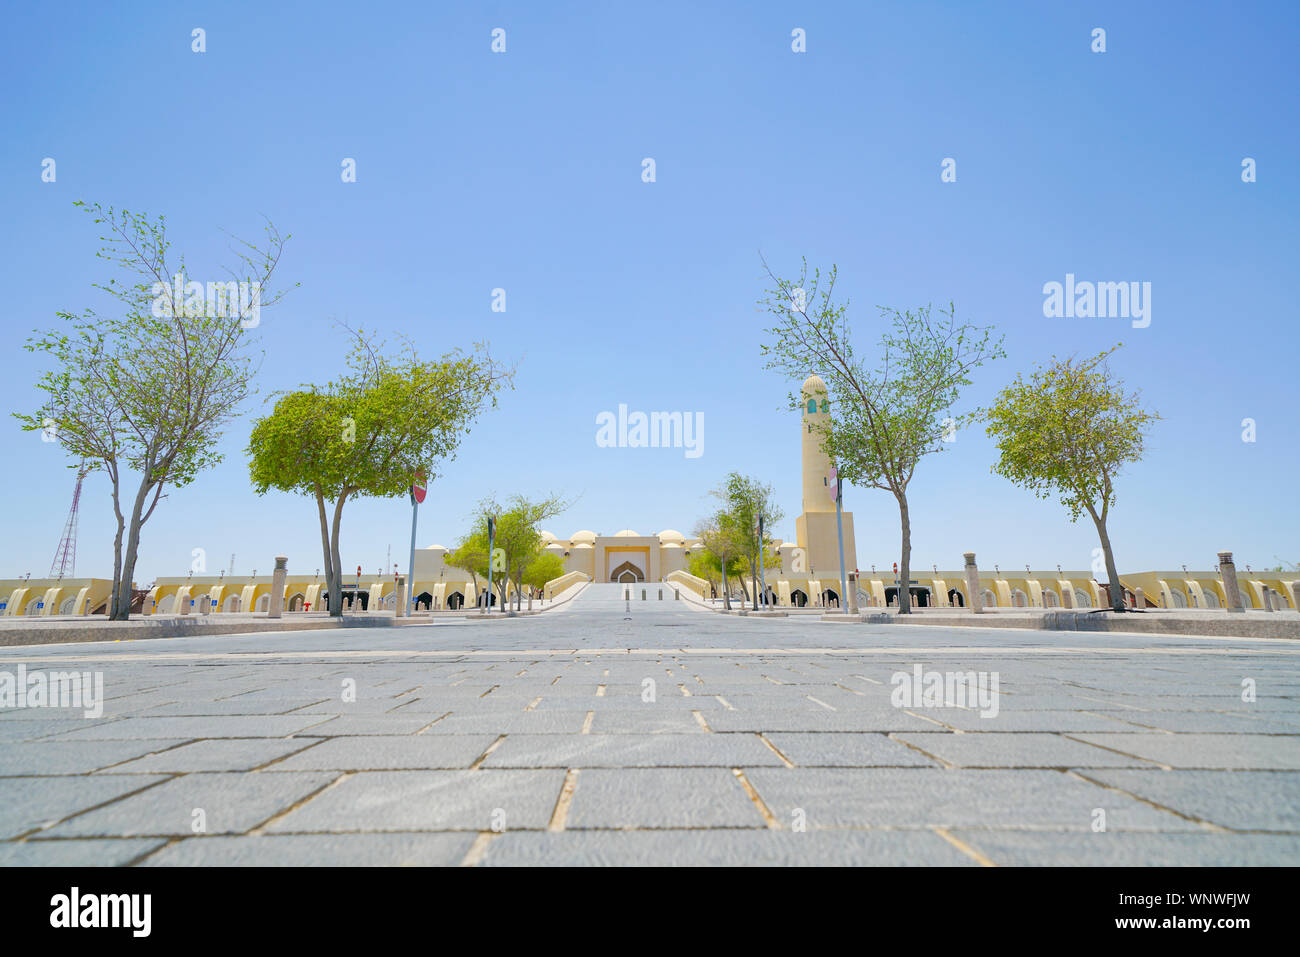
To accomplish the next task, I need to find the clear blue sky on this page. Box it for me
[2,0,1296,583]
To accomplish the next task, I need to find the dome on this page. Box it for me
[544,542,566,553]
[539,530,557,543]
[657,529,685,545]
[802,374,827,395]
[425,544,448,552]
[661,541,682,550]
[570,530,596,544]
[612,529,640,537]
[571,542,593,549]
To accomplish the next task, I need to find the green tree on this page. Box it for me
[712,472,784,610]
[983,345,1159,613]
[759,257,1004,613]
[523,552,566,597]
[16,202,291,619]
[693,515,745,611]
[468,493,569,611]
[247,329,512,617]
[446,530,490,600]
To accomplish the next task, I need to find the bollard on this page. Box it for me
[1291,581,1300,613]
[674,589,680,601]
[268,556,287,618]
[1134,587,1145,610]
[394,576,407,618]
[641,589,646,601]
[847,574,860,615]
[963,552,983,614]
[1219,551,1244,612]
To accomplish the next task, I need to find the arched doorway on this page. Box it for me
[947,588,965,607]
[446,591,464,610]
[790,588,808,607]
[821,588,839,608]
[288,593,305,611]
[610,560,645,583]
[415,591,433,611]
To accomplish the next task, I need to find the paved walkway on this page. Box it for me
[1,583,1297,865]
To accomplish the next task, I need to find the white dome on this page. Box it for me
[613,529,640,537]
[570,530,596,544]
[425,544,448,552]
[539,530,557,542]
[657,529,685,544]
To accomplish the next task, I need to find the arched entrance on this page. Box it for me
[947,588,965,607]
[790,588,808,607]
[446,591,464,610]
[610,560,645,583]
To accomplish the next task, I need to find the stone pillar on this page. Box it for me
[268,556,287,618]
[847,573,860,614]
[1289,581,1300,613]
[395,576,407,618]
[963,552,983,614]
[1219,551,1244,612]
[1134,587,1145,610]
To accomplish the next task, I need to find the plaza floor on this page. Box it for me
[1,583,1297,866]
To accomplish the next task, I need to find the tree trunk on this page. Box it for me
[1093,514,1126,612]
[109,502,124,620]
[329,493,347,617]
[721,561,731,611]
[315,492,338,617]
[897,490,913,614]
[113,476,155,620]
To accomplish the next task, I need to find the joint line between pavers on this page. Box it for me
[547,768,580,832]
[732,768,780,830]
[469,735,507,770]
[460,830,497,866]
[693,710,712,733]
[888,732,956,769]
[580,711,595,734]
[1063,769,1230,832]
[756,733,795,768]
[934,827,996,867]
[1058,733,1172,769]
[247,771,352,836]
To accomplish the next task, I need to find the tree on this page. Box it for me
[446,530,490,600]
[693,516,745,611]
[461,494,568,611]
[983,345,1159,613]
[759,257,1004,613]
[247,329,513,617]
[16,202,291,619]
[523,552,566,597]
[711,472,784,610]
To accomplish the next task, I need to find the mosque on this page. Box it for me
[3,376,1296,617]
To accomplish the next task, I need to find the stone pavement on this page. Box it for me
[1,583,1297,866]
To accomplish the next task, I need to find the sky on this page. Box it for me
[1,0,1296,584]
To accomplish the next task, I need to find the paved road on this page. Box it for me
[1,583,1298,866]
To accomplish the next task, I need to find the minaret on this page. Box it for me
[800,374,833,514]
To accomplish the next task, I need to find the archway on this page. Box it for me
[1073,588,1092,608]
[610,560,645,583]
[947,588,965,607]
[790,588,808,608]
[821,588,839,608]
[415,591,433,611]
[446,591,464,610]
[288,593,305,611]
[221,593,240,613]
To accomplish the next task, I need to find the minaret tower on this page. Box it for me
[800,374,833,513]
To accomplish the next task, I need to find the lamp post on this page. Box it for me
[830,467,848,613]
[756,513,765,611]
[486,515,496,614]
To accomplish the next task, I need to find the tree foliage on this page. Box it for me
[247,329,513,616]
[15,201,291,618]
[758,256,1004,613]
[983,345,1159,611]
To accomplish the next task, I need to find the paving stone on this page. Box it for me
[0,739,188,775]
[484,733,783,768]
[744,768,1199,831]
[106,739,317,773]
[44,771,337,837]
[892,732,1155,768]
[565,768,764,828]
[266,770,565,832]
[0,774,169,838]
[0,839,167,866]
[45,715,332,740]
[1076,770,1300,830]
[1067,733,1300,770]
[143,833,476,866]
[480,829,976,866]
[589,710,707,734]
[918,710,1145,732]
[705,708,936,733]
[293,714,439,736]
[950,830,1300,866]
[271,735,499,770]
[421,712,590,734]
[764,732,939,767]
